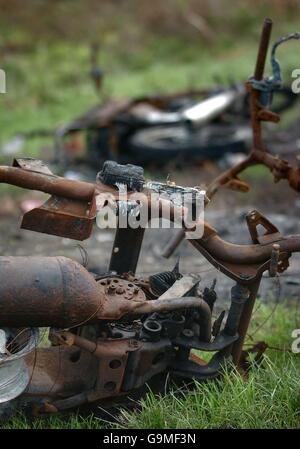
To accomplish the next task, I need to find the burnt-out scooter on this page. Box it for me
[0,19,299,420]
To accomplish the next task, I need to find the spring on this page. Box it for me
[149,263,182,297]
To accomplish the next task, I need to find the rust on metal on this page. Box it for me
[0,18,299,418]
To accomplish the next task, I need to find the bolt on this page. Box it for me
[182,329,194,338]
[107,284,116,294]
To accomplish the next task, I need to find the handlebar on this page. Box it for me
[0,159,299,278]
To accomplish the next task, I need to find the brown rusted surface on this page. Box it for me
[245,210,281,244]
[0,165,95,201]
[98,277,147,319]
[206,20,300,197]
[0,259,213,328]
[0,258,149,327]
[251,17,273,150]
[0,256,106,328]
[162,20,300,260]
[25,346,99,397]
[51,331,142,400]
[13,157,54,175]
[157,199,294,282]
[21,195,96,241]
[231,278,262,365]
[0,161,98,240]
[0,20,299,418]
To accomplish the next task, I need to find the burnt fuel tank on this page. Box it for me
[0,256,106,328]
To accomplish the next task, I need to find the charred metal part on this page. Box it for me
[25,345,99,398]
[141,320,163,341]
[96,276,147,320]
[246,210,281,244]
[250,32,300,108]
[186,235,292,287]
[231,278,261,365]
[146,181,205,200]
[269,243,281,277]
[172,284,248,352]
[224,284,250,337]
[147,181,206,217]
[109,225,145,275]
[49,330,141,400]
[203,279,217,312]
[97,160,145,192]
[173,331,238,352]
[13,157,54,175]
[0,258,205,327]
[250,17,274,150]
[122,339,173,391]
[130,296,211,319]
[41,392,89,413]
[170,351,230,381]
[0,159,97,241]
[0,256,106,328]
[148,312,186,340]
[4,160,96,201]
[212,310,226,337]
[147,293,213,343]
[21,195,96,241]
[0,19,299,419]
[149,261,182,297]
[158,274,201,300]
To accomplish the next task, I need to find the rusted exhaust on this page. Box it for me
[0,256,107,328]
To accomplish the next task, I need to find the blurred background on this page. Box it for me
[1,0,300,158]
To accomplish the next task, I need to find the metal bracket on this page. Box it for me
[246,210,281,244]
[10,158,97,240]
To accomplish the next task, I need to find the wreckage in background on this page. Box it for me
[0,19,300,420]
[53,54,297,172]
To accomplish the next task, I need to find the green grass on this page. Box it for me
[2,303,299,429]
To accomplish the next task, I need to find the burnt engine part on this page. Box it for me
[203,279,218,312]
[0,256,107,328]
[0,258,212,328]
[149,260,182,297]
[97,160,145,191]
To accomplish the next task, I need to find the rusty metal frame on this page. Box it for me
[0,18,299,418]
